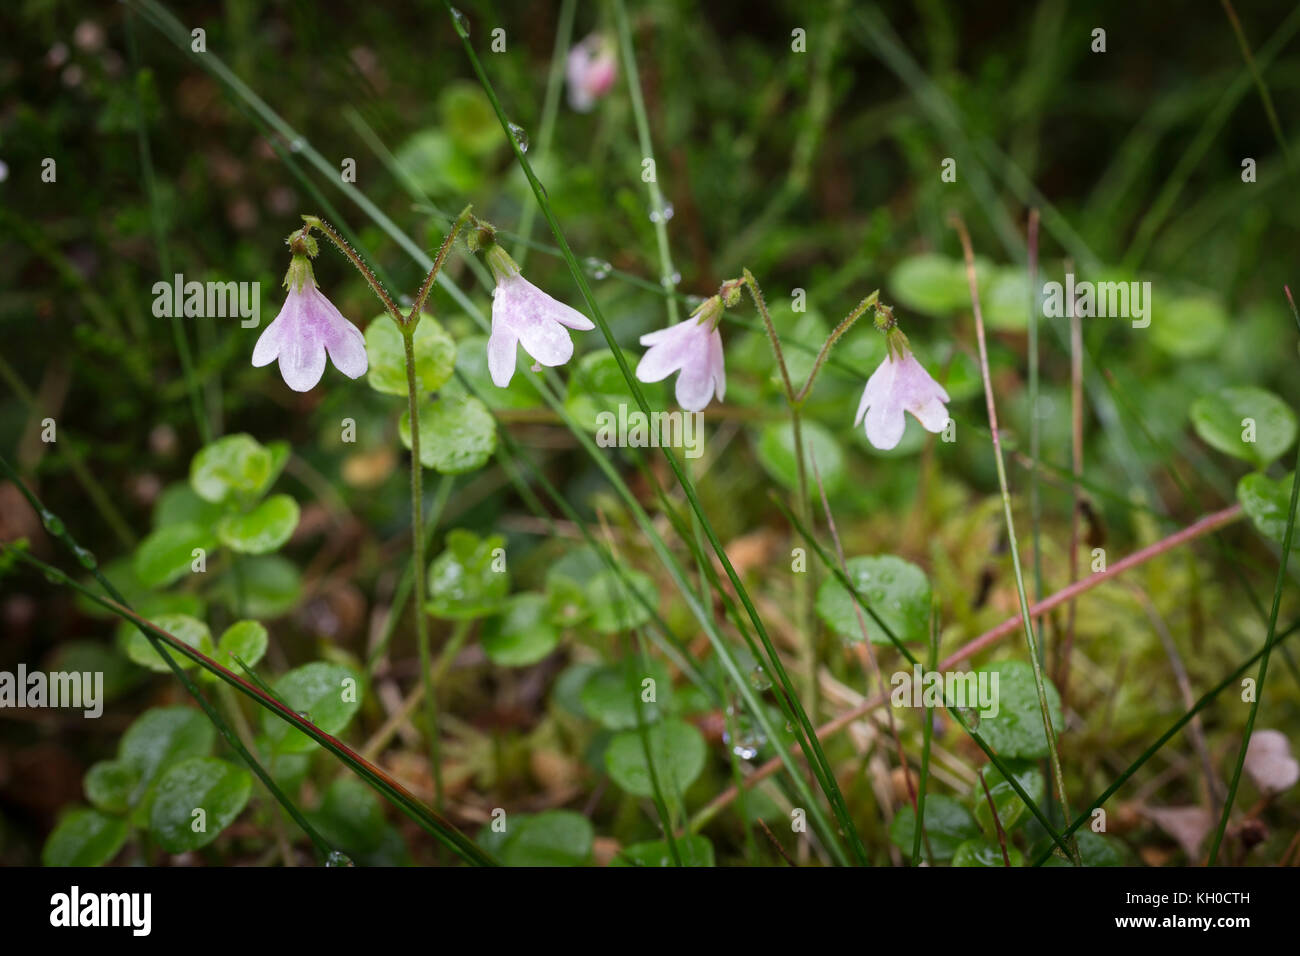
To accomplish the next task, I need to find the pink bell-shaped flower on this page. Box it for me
[485,245,594,387]
[855,321,949,450]
[635,297,726,412]
[252,254,367,392]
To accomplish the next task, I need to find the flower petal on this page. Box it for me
[708,328,726,403]
[674,350,715,412]
[517,315,575,367]
[855,356,896,426]
[864,397,906,450]
[909,396,950,433]
[278,332,327,392]
[487,327,519,387]
[324,318,368,380]
[251,315,286,367]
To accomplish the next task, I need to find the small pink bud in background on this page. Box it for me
[855,344,950,450]
[636,298,726,412]
[485,245,594,387]
[252,256,367,392]
[566,34,617,113]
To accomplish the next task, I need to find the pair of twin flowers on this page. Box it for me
[252,214,951,450]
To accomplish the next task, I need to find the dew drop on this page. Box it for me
[661,202,675,221]
[41,512,65,536]
[296,710,313,723]
[659,272,680,290]
[649,210,660,224]
[326,850,354,867]
[507,122,529,153]
[749,665,771,691]
[288,138,304,154]
[450,6,470,38]
[962,707,981,731]
[73,546,97,570]
[584,257,612,280]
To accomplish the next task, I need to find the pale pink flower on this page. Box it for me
[252,270,367,392]
[855,347,950,450]
[566,34,616,112]
[636,305,725,412]
[486,247,594,387]
[1244,729,1299,794]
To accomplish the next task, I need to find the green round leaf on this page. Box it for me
[888,794,980,862]
[120,706,216,789]
[216,494,299,554]
[889,254,988,317]
[153,482,224,529]
[84,759,141,815]
[190,433,273,504]
[261,662,363,753]
[213,555,302,617]
[1041,830,1127,867]
[133,522,216,589]
[983,268,1032,331]
[604,718,707,799]
[426,529,509,619]
[584,568,656,634]
[42,808,129,867]
[1237,471,1300,550]
[972,760,1044,834]
[439,81,503,156]
[1192,386,1296,468]
[400,394,496,474]
[952,838,1024,867]
[815,554,931,645]
[482,593,559,666]
[148,756,252,852]
[756,420,843,498]
[491,810,594,867]
[974,659,1064,760]
[113,592,206,648]
[122,613,213,673]
[307,777,410,866]
[1151,295,1226,357]
[612,834,715,867]
[216,620,269,670]
[579,659,673,730]
[364,313,456,396]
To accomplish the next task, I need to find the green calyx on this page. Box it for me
[282,254,316,294]
[692,295,725,330]
[483,242,521,283]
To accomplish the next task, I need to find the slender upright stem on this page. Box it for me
[951,214,1076,863]
[793,289,878,405]
[1026,210,1043,623]
[614,0,679,324]
[744,269,816,712]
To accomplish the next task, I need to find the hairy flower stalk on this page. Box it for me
[252,231,368,392]
[635,295,726,411]
[855,308,951,451]
[483,239,594,386]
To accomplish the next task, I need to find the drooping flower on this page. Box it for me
[635,297,726,412]
[855,312,949,450]
[566,33,617,112]
[485,244,594,387]
[252,250,367,392]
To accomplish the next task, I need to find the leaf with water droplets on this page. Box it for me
[148,756,252,852]
[400,394,497,475]
[261,662,363,754]
[814,554,931,646]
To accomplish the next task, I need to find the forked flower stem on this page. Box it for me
[305,210,476,813]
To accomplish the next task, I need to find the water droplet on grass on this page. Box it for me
[507,122,529,153]
[326,850,353,867]
[584,257,612,280]
[450,7,470,37]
